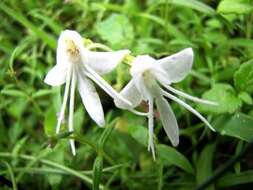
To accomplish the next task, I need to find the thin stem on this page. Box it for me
[129,109,149,116]
[73,135,115,165]
[195,139,253,190]
[0,152,103,189]
[86,43,113,51]
[0,164,125,176]
[162,90,215,131]
[56,67,72,133]
[69,70,76,156]
[157,163,164,190]
[1,160,18,190]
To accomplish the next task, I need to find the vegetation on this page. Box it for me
[0,0,253,189]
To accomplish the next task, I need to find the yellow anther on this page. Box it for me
[65,38,79,57]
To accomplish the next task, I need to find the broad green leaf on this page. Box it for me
[238,92,252,105]
[214,113,253,142]
[197,84,241,114]
[44,107,57,137]
[96,14,134,48]
[7,98,27,119]
[196,144,215,190]
[157,144,194,174]
[217,170,253,188]
[92,156,103,190]
[217,0,253,14]
[128,125,148,147]
[234,59,253,92]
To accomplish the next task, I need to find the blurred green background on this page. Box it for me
[0,0,253,189]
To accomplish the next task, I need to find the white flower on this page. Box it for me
[114,48,217,159]
[44,30,131,155]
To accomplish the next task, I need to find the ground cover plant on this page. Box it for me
[0,0,253,189]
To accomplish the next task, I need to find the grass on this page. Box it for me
[0,0,253,189]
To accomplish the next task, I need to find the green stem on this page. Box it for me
[1,160,18,190]
[73,135,115,165]
[0,152,104,189]
[0,164,125,176]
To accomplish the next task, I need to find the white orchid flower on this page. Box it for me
[114,48,217,159]
[44,30,131,155]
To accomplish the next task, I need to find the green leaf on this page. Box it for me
[170,0,216,15]
[74,107,85,133]
[238,91,252,105]
[98,119,116,149]
[92,156,103,190]
[44,146,64,186]
[1,160,18,190]
[196,144,215,190]
[137,13,189,41]
[228,39,253,49]
[44,107,57,137]
[197,83,241,114]
[0,3,56,49]
[7,99,27,119]
[32,89,55,99]
[157,144,194,174]
[96,14,134,48]
[214,113,253,142]
[217,0,253,14]
[217,170,253,188]
[1,89,27,97]
[234,59,253,92]
[128,125,148,147]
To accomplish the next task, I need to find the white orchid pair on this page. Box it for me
[44,30,216,158]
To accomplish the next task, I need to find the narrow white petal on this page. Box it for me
[162,90,216,131]
[85,65,132,107]
[86,50,130,74]
[164,85,218,105]
[77,71,105,127]
[155,96,179,147]
[155,48,194,84]
[68,71,76,156]
[56,67,72,133]
[148,97,156,160]
[44,65,68,86]
[114,79,142,109]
